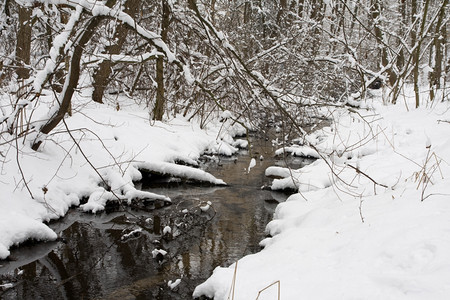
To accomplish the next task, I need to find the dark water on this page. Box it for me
[0,135,312,299]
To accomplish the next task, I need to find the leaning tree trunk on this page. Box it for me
[31,16,105,151]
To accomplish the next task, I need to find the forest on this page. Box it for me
[1,0,447,138]
[1,0,449,299]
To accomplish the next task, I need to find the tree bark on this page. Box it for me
[370,0,397,86]
[276,0,287,26]
[1,0,11,23]
[310,0,324,22]
[396,0,407,72]
[243,1,251,24]
[298,0,304,18]
[16,4,32,80]
[429,0,448,101]
[210,0,216,25]
[412,0,430,108]
[31,1,117,151]
[153,0,170,121]
[91,0,139,104]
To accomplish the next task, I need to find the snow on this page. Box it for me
[0,213,58,259]
[31,0,177,66]
[121,228,142,240]
[0,283,13,290]
[200,201,212,212]
[33,4,83,92]
[152,248,168,258]
[88,50,163,64]
[163,226,172,235]
[220,110,233,120]
[182,64,195,85]
[274,144,320,158]
[247,158,256,174]
[168,278,182,290]
[0,90,240,259]
[193,88,450,299]
[232,139,248,149]
[269,159,332,192]
[265,166,292,178]
[138,161,226,186]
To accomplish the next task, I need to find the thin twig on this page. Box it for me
[227,261,238,300]
[359,197,365,223]
[346,163,388,189]
[15,128,34,199]
[255,280,281,300]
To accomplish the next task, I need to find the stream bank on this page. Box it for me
[0,134,313,299]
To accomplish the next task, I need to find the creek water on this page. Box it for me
[0,134,313,299]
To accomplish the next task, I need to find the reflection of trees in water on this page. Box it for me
[1,206,216,299]
[2,139,289,299]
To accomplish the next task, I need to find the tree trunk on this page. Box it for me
[298,0,304,18]
[153,0,170,121]
[370,0,397,86]
[52,12,70,94]
[243,1,251,24]
[276,0,287,26]
[412,0,430,108]
[210,0,216,25]
[1,0,11,24]
[91,0,139,104]
[310,0,324,22]
[32,9,113,151]
[429,0,448,101]
[15,4,32,80]
[396,0,407,72]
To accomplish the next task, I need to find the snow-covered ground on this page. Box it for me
[2,85,450,299]
[0,93,244,260]
[194,89,450,299]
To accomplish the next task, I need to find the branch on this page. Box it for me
[345,163,388,189]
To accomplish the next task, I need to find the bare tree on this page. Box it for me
[15,3,31,81]
[91,0,140,104]
[153,0,171,121]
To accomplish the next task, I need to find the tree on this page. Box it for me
[15,3,31,80]
[91,0,140,104]
[429,0,448,101]
[153,0,171,121]
[369,0,397,86]
[32,2,117,150]
[1,0,448,155]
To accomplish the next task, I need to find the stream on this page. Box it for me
[0,134,313,299]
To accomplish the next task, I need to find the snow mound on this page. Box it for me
[275,145,319,158]
[138,161,226,185]
[0,213,57,259]
[267,160,331,192]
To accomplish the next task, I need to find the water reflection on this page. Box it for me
[0,136,311,299]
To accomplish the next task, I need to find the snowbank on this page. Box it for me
[274,144,320,159]
[194,90,450,299]
[0,93,244,259]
